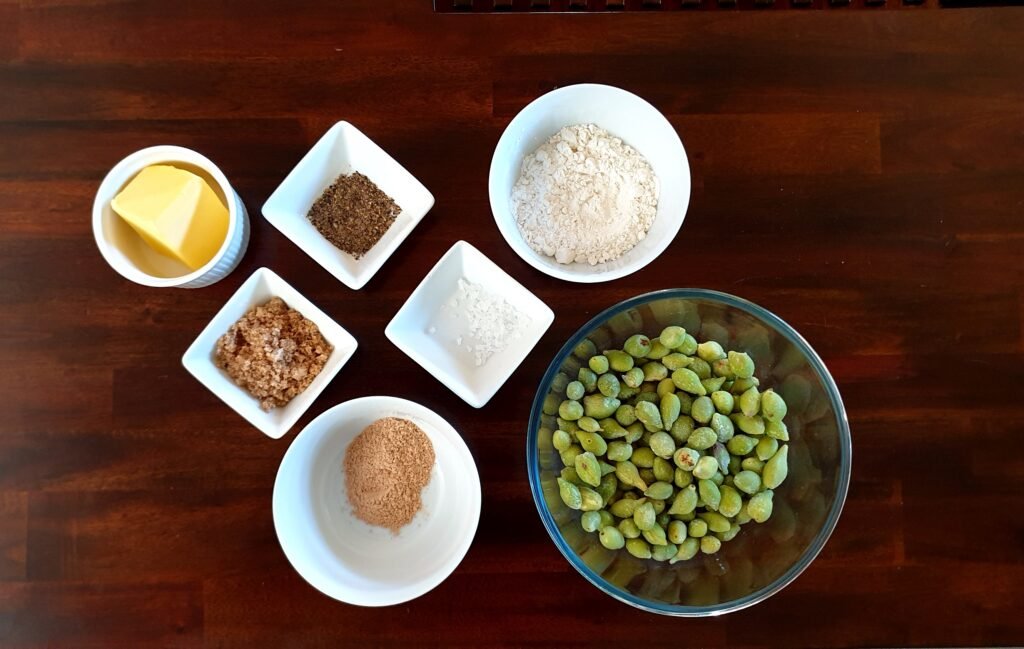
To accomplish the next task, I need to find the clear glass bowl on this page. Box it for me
[527,289,851,616]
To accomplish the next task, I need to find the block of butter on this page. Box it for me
[111,164,230,271]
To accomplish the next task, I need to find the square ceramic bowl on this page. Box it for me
[262,121,435,290]
[182,267,358,438]
[385,240,554,408]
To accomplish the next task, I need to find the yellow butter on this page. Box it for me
[111,165,230,271]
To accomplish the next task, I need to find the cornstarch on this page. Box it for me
[511,123,659,265]
[447,278,530,367]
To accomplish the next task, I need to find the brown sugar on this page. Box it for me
[213,297,333,411]
[307,172,400,259]
[344,417,436,533]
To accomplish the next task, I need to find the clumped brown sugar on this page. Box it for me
[344,417,435,533]
[308,172,400,259]
[214,297,332,411]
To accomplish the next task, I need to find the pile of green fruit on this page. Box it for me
[550,326,790,563]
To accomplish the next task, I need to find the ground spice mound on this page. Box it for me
[344,417,435,533]
[213,297,332,411]
[307,172,400,259]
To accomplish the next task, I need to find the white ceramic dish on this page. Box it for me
[273,396,481,607]
[385,241,554,408]
[262,121,435,290]
[488,83,691,283]
[93,145,250,289]
[181,267,358,438]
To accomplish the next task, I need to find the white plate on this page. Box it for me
[273,396,481,607]
[488,84,691,283]
[385,240,554,408]
[262,121,435,290]
[181,267,358,438]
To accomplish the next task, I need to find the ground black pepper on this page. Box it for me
[307,172,400,259]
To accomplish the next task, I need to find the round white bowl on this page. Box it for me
[273,396,481,607]
[488,84,691,283]
[93,145,250,289]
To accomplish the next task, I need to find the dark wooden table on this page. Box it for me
[2,1,1023,647]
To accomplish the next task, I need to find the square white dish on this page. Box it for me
[262,121,435,290]
[385,241,554,408]
[182,267,358,438]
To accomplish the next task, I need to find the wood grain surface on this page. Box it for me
[2,1,1024,647]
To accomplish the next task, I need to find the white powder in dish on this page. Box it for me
[447,278,530,367]
[511,123,659,266]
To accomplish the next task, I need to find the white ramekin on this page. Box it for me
[93,145,250,289]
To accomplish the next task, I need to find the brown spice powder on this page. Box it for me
[308,172,400,259]
[213,297,333,411]
[344,417,435,533]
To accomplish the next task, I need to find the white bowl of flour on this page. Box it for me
[489,84,690,283]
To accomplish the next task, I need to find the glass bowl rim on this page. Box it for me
[526,288,852,617]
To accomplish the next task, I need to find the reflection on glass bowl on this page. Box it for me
[527,289,851,616]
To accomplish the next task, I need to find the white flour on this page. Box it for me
[447,278,530,367]
[511,123,659,265]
